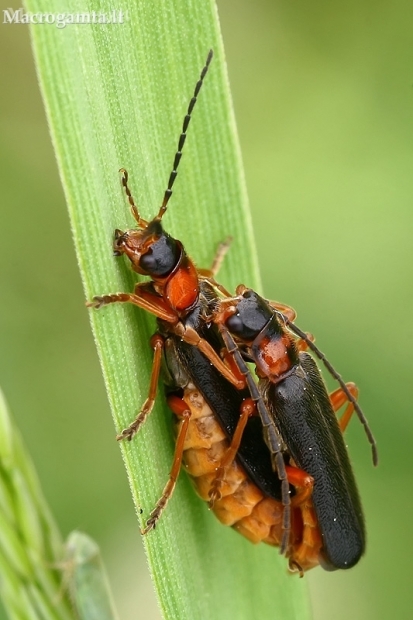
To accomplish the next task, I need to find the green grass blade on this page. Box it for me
[0,387,119,620]
[62,531,119,620]
[25,0,312,618]
[0,388,73,620]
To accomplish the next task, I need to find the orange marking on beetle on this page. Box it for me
[165,258,199,312]
[173,384,323,573]
[256,334,293,379]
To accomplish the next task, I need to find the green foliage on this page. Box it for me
[63,531,119,620]
[25,0,311,618]
[0,389,119,620]
[0,388,73,619]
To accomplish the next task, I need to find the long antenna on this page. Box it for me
[284,317,378,466]
[156,49,214,221]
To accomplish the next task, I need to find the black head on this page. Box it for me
[113,219,180,277]
[225,289,273,341]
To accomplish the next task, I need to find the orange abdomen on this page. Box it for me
[174,385,322,573]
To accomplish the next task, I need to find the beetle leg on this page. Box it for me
[292,332,315,352]
[116,334,164,441]
[198,237,233,297]
[286,465,314,505]
[284,465,321,574]
[172,324,245,390]
[199,236,233,278]
[219,347,248,388]
[265,299,297,322]
[216,322,291,553]
[283,318,378,466]
[329,382,359,433]
[141,396,192,534]
[87,286,178,323]
[208,398,256,506]
[289,502,322,575]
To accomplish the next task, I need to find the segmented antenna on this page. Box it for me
[156,49,214,221]
[284,318,379,466]
[119,168,148,227]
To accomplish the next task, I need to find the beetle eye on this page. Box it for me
[226,311,260,340]
[226,313,245,335]
[139,249,156,272]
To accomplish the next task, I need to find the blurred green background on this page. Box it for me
[1,1,412,619]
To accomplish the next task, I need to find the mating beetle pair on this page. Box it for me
[88,50,376,573]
